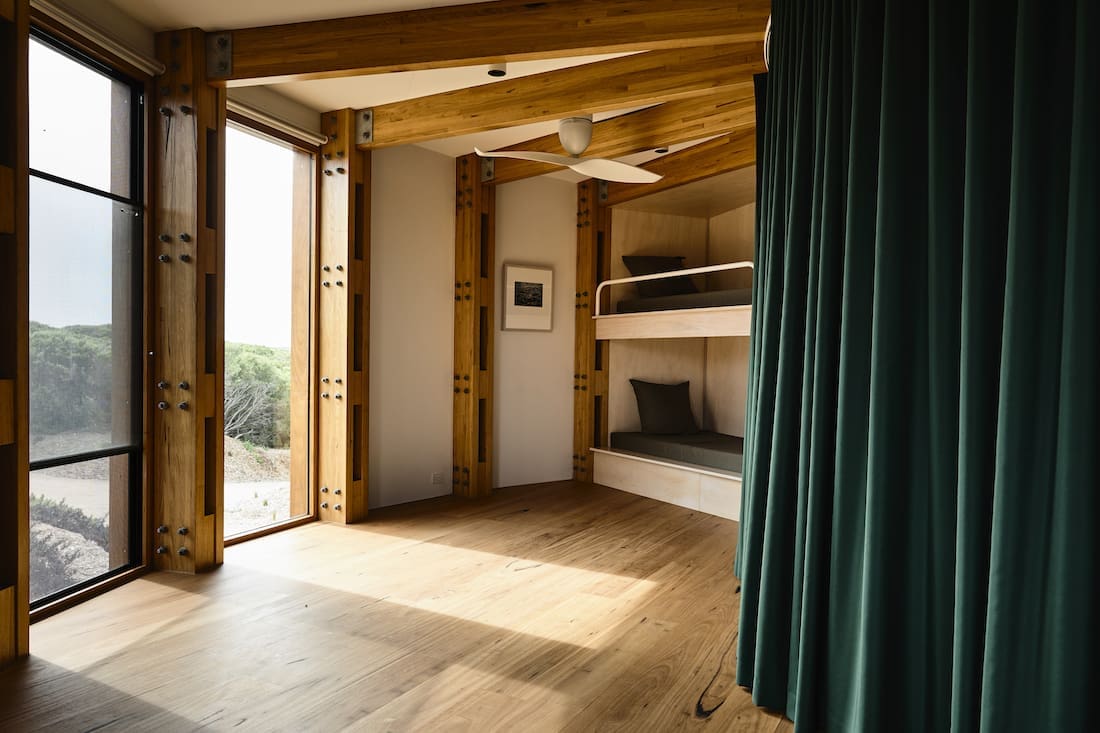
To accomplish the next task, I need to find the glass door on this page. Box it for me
[223,121,313,538]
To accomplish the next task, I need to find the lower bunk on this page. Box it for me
[592,431,743,521]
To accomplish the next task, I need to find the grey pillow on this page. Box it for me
[629,379,699,434]
[621,255,699,298]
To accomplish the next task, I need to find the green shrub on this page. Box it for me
[30,494,108,549]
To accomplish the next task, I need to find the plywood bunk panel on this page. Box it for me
[592,448,742,521]
[595,303,751,340]
[594,261,753,340]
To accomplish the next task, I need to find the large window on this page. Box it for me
[27,35,143,606]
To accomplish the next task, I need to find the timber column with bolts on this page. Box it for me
[315,109,369,523]
[151,29,225,571]
[0,0,30,662]
[572,180,610,480]
[452,154,495,498]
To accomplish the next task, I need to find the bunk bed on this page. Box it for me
[593,261,754,340]
[590,261,753,521]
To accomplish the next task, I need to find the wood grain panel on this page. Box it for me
[212,0,770,85]
[593,449,702,510]
[572,181,611,478]
[595,305,752,340]
[2,482,789,731]
[700,473,743,521]
[602,128,756,207]
[453,154,494,497]
[0,0,12,23]
[0,164,12,232]
[609,207,708,309]
[289,149,315,519]
[364,45,762,149]
[152,29,225,572]
[705,336,751,436]
[607,339,706,434]
[0,586,12,661]
[592,449,742,521]
[0,379,12,445]
[492,91,756,185]
[317,109,370,522]
[0,0,29,664]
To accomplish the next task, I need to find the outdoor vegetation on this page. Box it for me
[30,322,293,593]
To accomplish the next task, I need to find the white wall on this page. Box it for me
[493,177,576,488]
[369,146,455,508]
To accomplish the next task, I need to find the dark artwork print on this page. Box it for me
[514,281,543,307]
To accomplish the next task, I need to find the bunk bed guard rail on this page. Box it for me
[593,261,755,317]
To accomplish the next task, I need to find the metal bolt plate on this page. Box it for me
[207,33,232,77]
[356,108,374,144]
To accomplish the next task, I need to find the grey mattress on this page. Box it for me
[615,288,752,314]
[610,431,744,473]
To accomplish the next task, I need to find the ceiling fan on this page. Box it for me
[474,115,663,184]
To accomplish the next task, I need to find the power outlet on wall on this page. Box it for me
[431,472,444,485]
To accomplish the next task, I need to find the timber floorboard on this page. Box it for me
[0,481,791,732]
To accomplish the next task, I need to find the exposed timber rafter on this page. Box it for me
[355,44,764,150]
[207,0,770,86]
[599,129,757,206]
[488,90,757,185]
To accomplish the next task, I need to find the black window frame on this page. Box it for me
[27,28,145,610]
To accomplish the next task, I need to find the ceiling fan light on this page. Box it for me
[558,115,594,156]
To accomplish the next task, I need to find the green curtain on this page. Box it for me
[735,1,1098,731]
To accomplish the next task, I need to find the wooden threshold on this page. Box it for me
[224,514,316,547]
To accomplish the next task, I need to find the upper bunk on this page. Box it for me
[593,261,754,340]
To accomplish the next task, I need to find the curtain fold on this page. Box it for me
[736,1,1099,731]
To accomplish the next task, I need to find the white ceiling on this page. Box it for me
[103,0,480,32]
[99,0,751,201]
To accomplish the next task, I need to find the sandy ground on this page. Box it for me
[31,431,297,534]
[32,476,295,539]
[224,480,293,537]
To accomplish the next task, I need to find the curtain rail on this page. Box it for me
[31,0,166,76]
[227,99,328,147]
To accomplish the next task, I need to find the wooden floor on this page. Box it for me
[0,481,791,732]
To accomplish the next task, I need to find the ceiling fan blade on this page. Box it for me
[474,147,662,184]
[474,147,575,167]
[568,157,663,184]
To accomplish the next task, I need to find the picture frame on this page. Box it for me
[502,264,553,331]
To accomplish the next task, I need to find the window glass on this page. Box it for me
[29,177,137,463]
[30,458,131,603]
[29,38,132,197]
[28,32,142,608]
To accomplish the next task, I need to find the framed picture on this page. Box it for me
[502,264,553,331]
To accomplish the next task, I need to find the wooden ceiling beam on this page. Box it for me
[209,0,770,86]
[359,44,763,149]
[600,128,756,206]
[489,90,756,185]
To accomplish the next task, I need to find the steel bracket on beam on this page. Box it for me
[206,33,232,78]
[356,109,374,145]
[480,158,495,183]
